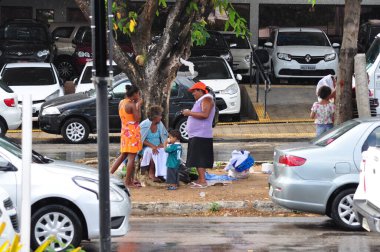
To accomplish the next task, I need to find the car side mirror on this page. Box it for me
[0,159,17,172]
[230,43,237,48]
[264,42,273,48]
[236,74,243,81]
[332,43,340,48]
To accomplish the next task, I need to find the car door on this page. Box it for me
[108,82,125,132]
[0,154,17,205]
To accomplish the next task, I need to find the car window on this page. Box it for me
[362,127,380,152]
[111,82,129,99]
[277,32,330,46]
[170,82,179,97]
[223,34,250,49]
[1,67,56,86]
[191,59,232,80]
[0,138,52,163]
[366,38,380,69]
[81,66,123,84]
[311,120,360,146]
[3,24,48,42]
[194,32,227,49]
[52,27,75,39]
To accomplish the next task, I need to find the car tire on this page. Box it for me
[31,204,83,252]
[330,188,362,231]
[61,118,90,144]
[0,120,7,137]
[175,117,189,143]
[55,58,76,81]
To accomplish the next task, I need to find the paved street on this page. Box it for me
[79,217,380,252]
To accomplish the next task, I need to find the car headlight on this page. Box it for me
[78,51,91,58]
[220,84,239,95]
[277,53,292,61]
[45,89,60,101]
[41,106,60,116]
[37,49,50,58]
[221,52,232,62]
[324,53,336,61]
[244,54,251,63]
[73,176,124,202]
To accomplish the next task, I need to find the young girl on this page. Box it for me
[110,84,143,187]
[310,86,336,136]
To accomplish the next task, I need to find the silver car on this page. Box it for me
[0,137,131,251]
[269,118,380,230]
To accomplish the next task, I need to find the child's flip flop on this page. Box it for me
[190,183,207,189]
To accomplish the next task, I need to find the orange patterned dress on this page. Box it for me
[119,99,142,153]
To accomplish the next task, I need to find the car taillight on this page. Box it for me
[4,98,15,107]
[278,155,306,166]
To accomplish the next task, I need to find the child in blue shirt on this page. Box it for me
[164,129,182,190]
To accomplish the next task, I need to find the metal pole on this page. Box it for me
[249,51,253,88]
[264,80,268,118]
[108,0,114,83]
[20,95,32,252]
[92,0,111,251]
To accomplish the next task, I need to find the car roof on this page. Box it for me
[4,63,53,68]
[366,19,380,26]
[277,27,324,33]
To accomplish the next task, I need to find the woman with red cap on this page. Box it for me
[182,81,215,188]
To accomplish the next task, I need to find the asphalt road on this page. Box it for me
[79,216,380,251]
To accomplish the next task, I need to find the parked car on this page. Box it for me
[0,81,21,136]
[220,31,253,77]
[49,22,89,80]
[0,136,131,251]
[0,62,63,119]
[358,20,380,53]
[353,146,380,232]
[0,19,55,67]
[264,27,339,82]
[39,74,219,143]
[191,31,233,68]
[269,118,380,230]
[74,61,123,93]
[0,186,19,246]
[179,56,242,119]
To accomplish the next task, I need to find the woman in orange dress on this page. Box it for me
[110,84,143,187]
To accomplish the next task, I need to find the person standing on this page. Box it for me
[316,74,336,100]
[310,86,336,136]
[164,129,182,190]
[110,84,143,187]
[182,82,215,189]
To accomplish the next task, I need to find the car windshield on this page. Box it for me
[194,32,227,49]
[191,59,232,80]
[1,67,56,86]
[81,65,122,84]
[277,31,330,46]
[311,120,360,146]
[1,24,48,42]
[366,37,380,69]
[0,137,53,164]
[223,34,251,49]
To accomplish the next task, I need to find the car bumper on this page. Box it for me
[268,174,327,214]
[233,60,251,76]
[3,109,22,130]
[353,199,380,232]
[39,114,63,134]
[273,58,338,79]
[19,102,43,121]
[215,92,241,115]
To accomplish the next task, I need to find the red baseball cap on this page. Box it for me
[188,81,208,94]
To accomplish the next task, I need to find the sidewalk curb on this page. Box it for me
[132,200,291,215]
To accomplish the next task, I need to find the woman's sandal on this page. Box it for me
[190,182,207,189]
[133,181,142,187]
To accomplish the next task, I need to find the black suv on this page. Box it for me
[191,30,233,67]
[0,19,55,66]
[358,20,380,53]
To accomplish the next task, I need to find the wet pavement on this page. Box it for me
[79,217,380,251]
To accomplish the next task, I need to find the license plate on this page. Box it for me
[362,217,370,231]
[300,65,316,70]
[269,185,274,197]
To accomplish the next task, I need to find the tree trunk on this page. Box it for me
[334,0,361,125]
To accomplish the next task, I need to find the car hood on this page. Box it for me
[276,46,335,56]
[42,92,93,108]
[0,40,49,51]
[10,85,59,102]
[199,79,238,92]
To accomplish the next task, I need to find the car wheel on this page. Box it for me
[56,59,75,81]
[175,117,188,143]
[331,188,362,230]
[0,121,7,137]
[61,118,90,144]
[31,204,83,251]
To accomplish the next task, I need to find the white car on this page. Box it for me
[0,186,19,246]
[0,81,21,136]
[0,137,131,251]
[0,63,63,120]
[221,31,253,77]
[264,27,339,82]
[353,146,380,232]
[74,61,122,93]
[180,56,242,119]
